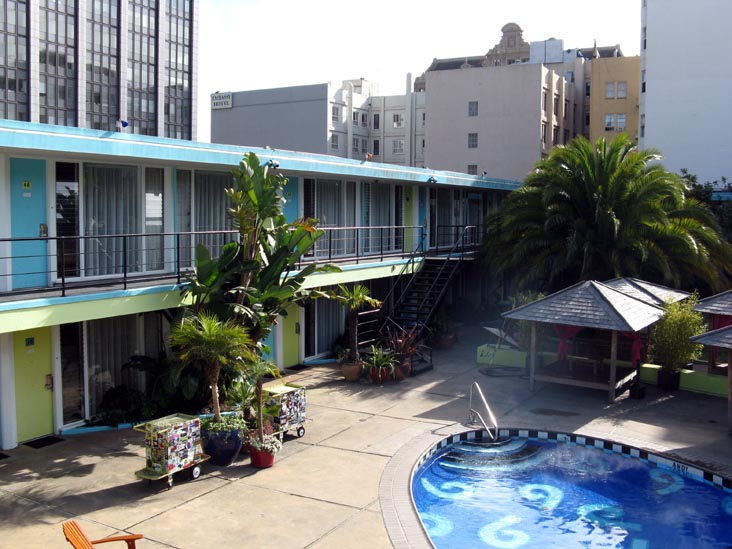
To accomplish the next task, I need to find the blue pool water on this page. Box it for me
[413,438,732,549]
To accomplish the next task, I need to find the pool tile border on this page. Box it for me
[380,425,732,548]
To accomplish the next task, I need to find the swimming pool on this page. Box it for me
[412,430,732,548]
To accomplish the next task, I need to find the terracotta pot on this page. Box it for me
[250,448,275,468]
[370,367,391,383]
[341,361,363,382]
[395,360,412,381]
[432,333,455,350]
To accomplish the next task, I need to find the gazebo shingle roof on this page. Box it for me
[603,277,689,306]
[502,280,664,332]
[691,325,732,349]
[694,289,732,315]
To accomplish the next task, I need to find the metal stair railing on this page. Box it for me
[380,224,477,338]
[412,225,477,334]
[469,382,498,441]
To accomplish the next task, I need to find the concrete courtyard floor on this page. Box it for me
[2,325,732,548]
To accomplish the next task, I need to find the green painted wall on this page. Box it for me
[302,260,421,289]
[14,328,53,441]
[0,290,188,334]
[479,347,728,399]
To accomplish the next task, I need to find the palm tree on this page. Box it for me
[334,284,382,363]
[244,359,281,443]
[484,134,731,293]
[170,312,254,422]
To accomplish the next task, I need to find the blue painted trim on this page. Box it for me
[302,357,338,365]
[0,284,184,312]
[0,120,522,192]
[61,422,133,435]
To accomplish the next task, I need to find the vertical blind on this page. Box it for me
[83,164,140,276]
[194,171,232,258]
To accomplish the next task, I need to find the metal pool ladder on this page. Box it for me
[469,382,499,440]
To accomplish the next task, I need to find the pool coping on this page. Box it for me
[380,424,732,548]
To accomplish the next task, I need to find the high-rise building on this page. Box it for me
[0,0,198,139]
[639,0,731,182]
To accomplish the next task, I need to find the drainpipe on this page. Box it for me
[347,81,354,159]
[404,73,413,167]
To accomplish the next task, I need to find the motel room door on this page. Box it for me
[10,158,48,290]
[14,328,54,442]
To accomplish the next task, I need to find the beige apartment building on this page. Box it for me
[589,56,641,144]
[212,23,634,184]
[424,62,574,180]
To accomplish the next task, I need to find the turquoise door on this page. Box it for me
[11,158,47,289]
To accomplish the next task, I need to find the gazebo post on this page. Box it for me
[529,321,537,391]
[728,349,732,434]
[609,330,618,403]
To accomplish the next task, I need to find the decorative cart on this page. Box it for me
[262,384,308,439]
[133,413,210,488]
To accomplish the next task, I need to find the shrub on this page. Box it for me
[649,294,707,371]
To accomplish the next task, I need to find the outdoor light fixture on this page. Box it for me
[427,176,437,184]
[266,159,280,169]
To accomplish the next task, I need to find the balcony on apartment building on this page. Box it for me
[0,225,483,301]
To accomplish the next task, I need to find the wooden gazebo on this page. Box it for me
[503,280,665,403]
[690,326,732,433]
[694,290,732,371]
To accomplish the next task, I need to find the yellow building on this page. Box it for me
[589,56,641,144]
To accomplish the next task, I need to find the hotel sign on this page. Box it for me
[211,92,232,110]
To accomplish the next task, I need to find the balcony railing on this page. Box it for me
[0,225,483,299]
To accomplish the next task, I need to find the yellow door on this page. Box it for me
[14,328,54,442]
[282,306,301,368]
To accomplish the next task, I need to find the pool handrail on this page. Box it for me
[469,382,498,440]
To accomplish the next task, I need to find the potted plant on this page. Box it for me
[430,310,456,350]
[170,312,255,466]
[364,345,397,384]
[386,325,419,380]
[649,295,706,390]
[249,432,282,468]
[333,284,382,381]
[244,358,283,468]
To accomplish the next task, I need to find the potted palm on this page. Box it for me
[244,358,283,468]
[170,311,254,466]
[333,284,382,381]
[649,296,706,390]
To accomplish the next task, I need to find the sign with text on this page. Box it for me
[211,92,232,110]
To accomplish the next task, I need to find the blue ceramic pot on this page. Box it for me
[201,428,243,466]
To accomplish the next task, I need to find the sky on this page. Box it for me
[197,0,642,142]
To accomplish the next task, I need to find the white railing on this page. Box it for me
[469,382,499,441]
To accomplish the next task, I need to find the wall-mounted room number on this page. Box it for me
[22,180,31,190]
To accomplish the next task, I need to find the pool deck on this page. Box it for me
[2,325,731,548]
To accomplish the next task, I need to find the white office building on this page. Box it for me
[639,0,732,182]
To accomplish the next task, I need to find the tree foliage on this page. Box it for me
[649,295,707,371]
[183,152,340,348]
[170,312,254,421]
[484,135,732,294]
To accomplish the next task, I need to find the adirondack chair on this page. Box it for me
[63,520,143,549]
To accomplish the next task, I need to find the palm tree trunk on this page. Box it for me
[209,364,222,422]
[256,380,264,441]
[348,309,359,363]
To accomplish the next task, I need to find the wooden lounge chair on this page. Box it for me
[63,520,143,549]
